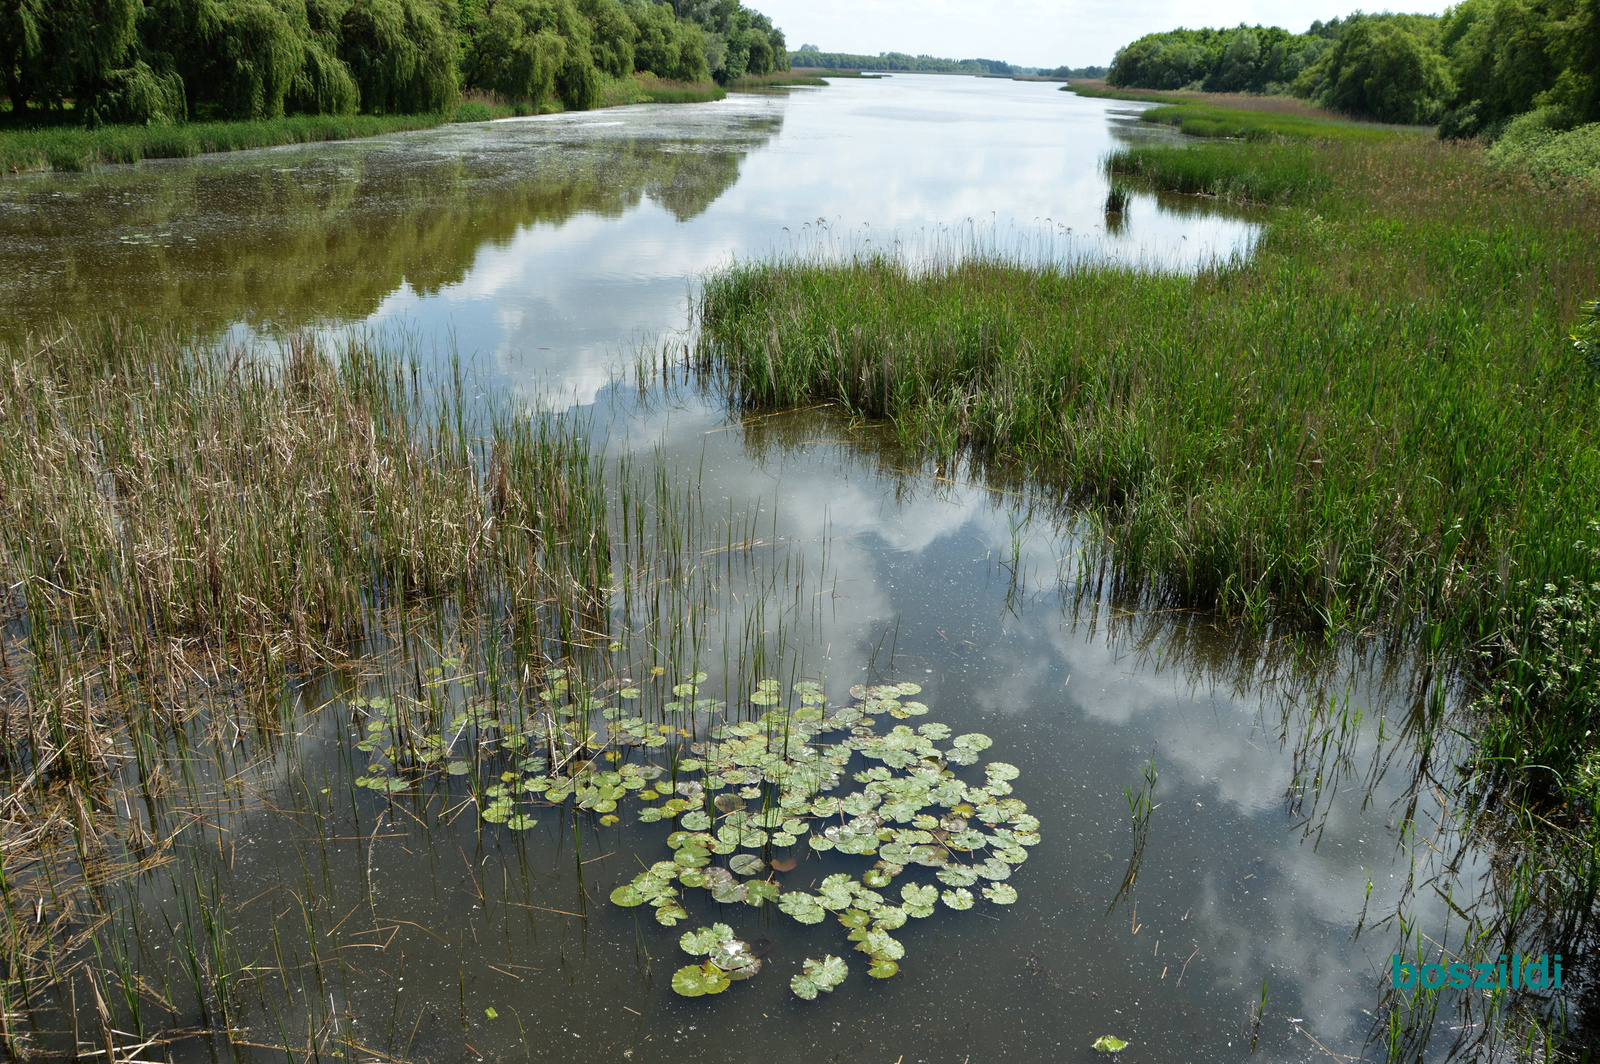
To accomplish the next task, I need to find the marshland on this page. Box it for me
[0,63,1596,1064]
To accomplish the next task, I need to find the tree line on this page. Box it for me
[1105,1,1599,133]
[0,0,787,124]
[788,46,1012,75]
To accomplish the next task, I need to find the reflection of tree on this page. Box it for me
[0,115,782,337]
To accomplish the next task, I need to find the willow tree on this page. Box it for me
[339,0,458,113]
[463,0,598,109]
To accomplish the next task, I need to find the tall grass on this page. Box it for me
[694,135,1600,801]
[0,322,609,739]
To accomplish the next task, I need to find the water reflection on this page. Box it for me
[0,112,784,338]
[3,78,1261,402]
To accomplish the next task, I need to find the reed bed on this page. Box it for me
[0,322,609,775]
[693,135,1600,809]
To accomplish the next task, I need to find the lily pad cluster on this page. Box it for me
[605,680,1039,997]
[670,923,763,996]
[342,669,1038,1001]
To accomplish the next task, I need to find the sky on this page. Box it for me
[764,0,1454,70]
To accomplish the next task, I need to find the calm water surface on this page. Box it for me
[4,75,1516,1064]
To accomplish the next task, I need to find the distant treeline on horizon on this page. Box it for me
[787,47,1107,79]
[787,46,1010,75]
[1104,1,1598,135]
[0,0,789,125]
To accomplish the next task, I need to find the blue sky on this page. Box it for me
[765,0,1453,70]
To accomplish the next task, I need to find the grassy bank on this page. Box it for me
[696,136,1600,818]
[0,72,737,175]
[0,112,454,173]
[1065,80,1424,141]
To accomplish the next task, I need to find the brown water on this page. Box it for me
[0,75,1557,1064]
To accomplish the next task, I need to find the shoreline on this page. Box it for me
[0,71,801,176]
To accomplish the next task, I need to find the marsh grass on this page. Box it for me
[694,135,1600,809]
[0,322,609,775]
[626,75,727,105]
[1065,81,1429,143]
[726,72,829,90]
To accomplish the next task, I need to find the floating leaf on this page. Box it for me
[791,955,848,1000]
[680,811,712,831]
[505,814,536,830]
[672,963,731,997]
[867,957,899,978]
[679,924,736,956]
[1092,1036,1128,1053]
[484,1007,498,1019]
[778,892,826,924]
[446,761,470,776]
[982,883,1018,904]
[934,859,978,886]
[728,854,764,876]
[941,888,974,911]
[745,880,779,906]
[610,885,645,907]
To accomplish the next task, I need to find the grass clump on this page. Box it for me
[1137,101,1410,142]
[1064,81,1428,143]
[695,134,1600,794]
[726,71,828,90]
[1105,139,1332,202]
[0,113,453,174]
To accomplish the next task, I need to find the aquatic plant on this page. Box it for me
[343,664,1038,998]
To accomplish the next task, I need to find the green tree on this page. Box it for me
[339,0,457,113]
[578,0,633,77]
[1297,16,1452,123]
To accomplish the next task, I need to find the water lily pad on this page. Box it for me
[728,854,764,876]
[982,883,1018,904]
[446,761,470,776]
[791,955,848,1000]
[1092,1036,1128,1053]
[680,811,712,831]
[872,905,908,930]
[937,866,978,887]
[679,923,736,955]
[941,888,974,911]
[855,928,904,960]
[745,880,779,906]
[867,956,900,979]
[654,901,688,926]
[610,885,645,907]
[778,892,826,924]
[505,814,536,830]
[985,760,1020,781]
[672,962,730,997]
